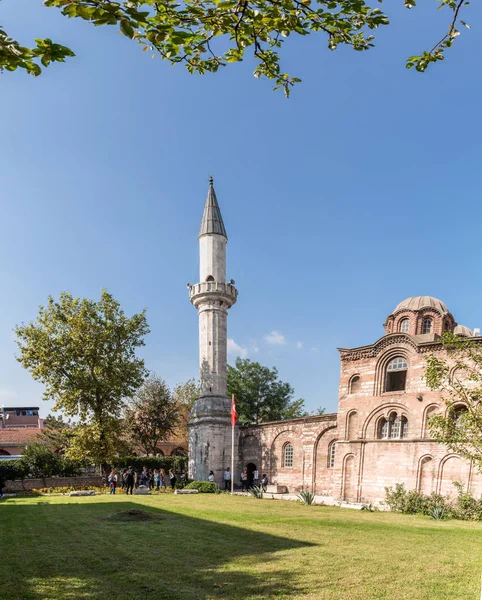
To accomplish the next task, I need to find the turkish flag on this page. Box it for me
[231,394,237,426]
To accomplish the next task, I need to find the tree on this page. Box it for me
[15,290,149,468]
[227,357,304,424]
[1,0,471,95]
[19,442,82,484]
[172,378,200,438]
[425,332,482,470]
[124,375,180,455]
[41,414,73,453]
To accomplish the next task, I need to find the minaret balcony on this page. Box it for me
[189,281,238,308]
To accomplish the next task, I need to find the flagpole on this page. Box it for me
[231,419,234,495]
[231,394,235,495]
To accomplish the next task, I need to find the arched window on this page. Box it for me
[283,443,294,467]
[399,319,409,333]
[378,418,388,439]
[389,413,400,439]
[385,357,408,392]
[451,405,468,429]
[422,318,432,334]
[401,416,408,438]
[206,275,214,282]
[347,411,358,440]
[349,375,361,394]
[328,441,336,468]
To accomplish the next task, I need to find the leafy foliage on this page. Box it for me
[0,0,472,94]
[0,460,28,483]
[298,489,315,505]
[124,375,180,455]
[185,480,219,492]
[227,357,304,424]
[40,414,73,453]
[384,482,482,521]
[425,332,482,470]
[15,290,149,467]
[172,378,200,438]
[248,485,264,498]
[19,443,82,479]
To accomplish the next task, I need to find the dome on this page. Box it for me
[393,296,449,314]
[454,324,473,337]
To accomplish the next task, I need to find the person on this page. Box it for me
[149,469,155,490]
[180,472,187,486]
[253,469,259,488]
[240,467,248,492]
[139,466,149,487]
[223,467,231,492]
[154,469,160,491]
[120,468,127,490]
[124,466,136,495]
[261,474,268,492]
[108,469,118,494]
[208,470,215,483]
[160,469,167,491]
[168,469,177,489]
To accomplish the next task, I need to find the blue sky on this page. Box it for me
[1,0,482,417]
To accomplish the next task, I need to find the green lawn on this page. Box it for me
[1,494,482,600]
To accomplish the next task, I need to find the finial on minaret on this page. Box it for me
[209,175,214,185]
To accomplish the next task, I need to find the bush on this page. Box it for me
[385,482,482,521]
[0,460,28,482]
[184,480,218,493]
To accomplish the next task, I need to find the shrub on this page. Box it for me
[385,482,482,521]
[248,486,264,499]
[298,490,316,505]
[184,480,218,493]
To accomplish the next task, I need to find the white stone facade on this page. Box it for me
[188,180,239,484]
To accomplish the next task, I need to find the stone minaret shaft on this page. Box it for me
[188,178,238,483]
[189,178,238,396]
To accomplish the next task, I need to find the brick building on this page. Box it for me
[186,183,480,502]
[238,295,482,503]
[0,407,44,457]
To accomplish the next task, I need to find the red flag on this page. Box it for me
[231,394,237,426]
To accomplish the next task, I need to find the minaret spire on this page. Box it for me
[199,176,227,239]
[188,178,239,484]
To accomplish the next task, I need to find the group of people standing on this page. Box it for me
[107,467,185,494]
[217,467,268,492]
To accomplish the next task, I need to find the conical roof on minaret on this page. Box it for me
[199,177,227,239]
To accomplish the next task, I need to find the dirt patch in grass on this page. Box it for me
[105,509,165,522]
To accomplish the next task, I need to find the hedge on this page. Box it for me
[184,480,219,493]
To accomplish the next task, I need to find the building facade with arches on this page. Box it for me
[238,295,482,503]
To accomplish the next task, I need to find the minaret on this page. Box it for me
[188,178,238,483]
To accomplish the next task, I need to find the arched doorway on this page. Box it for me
[0,449,11,455]
[246,463,257,488]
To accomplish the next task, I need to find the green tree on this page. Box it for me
[19,442,82,484]
[172,378,200,438]
[15,290,149,469]
[227,357,304,424]
[124,375,180,455]
[41,414,73,453]
[1,0,471,94]
[425,332,482,470]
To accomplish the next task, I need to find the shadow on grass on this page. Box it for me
[0,499,314,600]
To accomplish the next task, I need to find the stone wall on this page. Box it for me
[5,475,103,491]
[239,333,482,503]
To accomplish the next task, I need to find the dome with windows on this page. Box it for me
[454,324,473,337]
[393,296,449,314]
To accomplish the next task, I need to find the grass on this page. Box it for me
[1,494,482,600]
